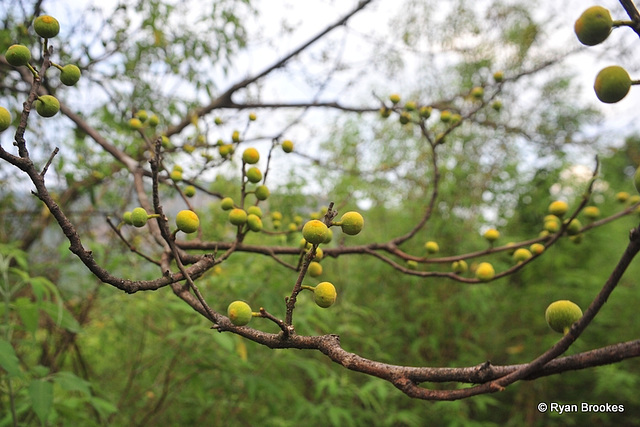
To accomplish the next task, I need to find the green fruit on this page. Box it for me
[545,300,582,334]
[399,112,411,125]
[148,114,159,126]
[34,15,60,38]
[0,107,11,132]
[419,106,432,118]
[123,211,133,225]
[475,262,495,281]
[471,87,484,99]
[231,130,241,143]
[493,71,504,82]
[594,66,632,104]
[404,101,417,111]
[440,110,452,123]
[313,247,324,262]
[451,260,468,274]
[247,206,263,218]
[483,228,499,242]
[135,110,148,122]
[379,107,391,118]
[339,211,364,236]
[227,301,252,326]
[246,167,262,183]
[308,261,323,277]
[574,6,612,46]
[218,144,233,157]
[323,228,333,244]
[530,243,545,255]
[242,147,260,164]
[5,44,31,67]
[176,210,199,234]
[247,214,263,232]
[214,117,223,125]
[583,206,600,220]
[389,94,401,104]
[169,170,182,181]
[491,100,503,111]
[424,241,439,254]
[229,208,247,226]
[184,185,196,197]
[616,191,630,203]
[271,211,283,221]
[548,200,569,217]
[60,64,81,86]
[129,118,143,130]
[302,220,329,245]
[131,207,148,227]
[248,112,257,121]
[314,282,337,308]
[635,166,640,195]
[220,197,234,210]
[565,218,582,235]
[406,260,418,269]
[513,248,532,263]
[255,185,270,201]
[282,140,294,153]
[35,95,60,118]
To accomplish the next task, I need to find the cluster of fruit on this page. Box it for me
[574,6,636,103]
[2,15,81,127]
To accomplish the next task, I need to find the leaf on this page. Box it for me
[89,396,118,418]
[14,297,40,337]
[29,378,53,424]
[0,338,21,377]
[54,371,92,397]
[40,301,82,333]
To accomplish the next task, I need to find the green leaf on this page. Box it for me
[40,301,82,333]
[53,371,92,397]
[29,378,53,424]
[89,396,118,418]
[14,297,40,337]
[0,337,21,377]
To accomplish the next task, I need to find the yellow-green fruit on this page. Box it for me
[227,301,252,326]
[308,261,323,277]
[229,208,248,226]
[475,262,495,281]
[169,170,182,181]
[471,87,484,99]
[574,6,612,46]
[513,248,532,263]
[483,228,500,242]
[544,219,560,233]
[129,118,143,130]
[34,15,60,38]
[404,101,417,111]
[339,211,364,236]
[131,207,148,227]
[302,220,329,245]
[271,211,283,221]
[218,144,233,157]
[135,110,148,122]
[491,100,502,111]
[176,210,199,234]
[247,206,263,218]
[389,93,401,104]
[184,185,196,197]
[616,191,630,203]
[493,71,504,82]
[214,117,223,125]
[548,200,569,217]
[594,66,632,104]
[0,107,11,132]
[545,300,582,334]
[565,218,582,235]
[314,282,337,308]
[399,112,411,125]
[419,106,432,118]
[635,166,640,195]
[220,197,234,210]
[148,114,159,126]
[530,243,545,255]
[440,110,452,122]
[379,107,391,118]
[60,64,81,86]
[255,185,270,201]
[424,241,439,254]
[407,260,418,269]
[242,147,260,164]
[183,144,195,153]
[583,206,600,220]
[312,247,324,262]
[246,167,262,183]
[123,211,132,225]
[247,214,263,232]
[248,112,257,121]
[231,130,241,143]
[452,260,468,274]
[282,140,294,153]
[323,228,333,244]
[5,44,31,67]
[35,95,60,118]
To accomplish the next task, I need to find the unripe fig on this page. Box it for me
[404,101,417,111]
[339,211,364,236]
[131,207,148,227]
[530,243,545,255]
[242,147,260,164]
[424,241,439,254]
[471,86,484,99]
[314,282,337,308]
[148,114,159,126]
[123,211,133,225]
[545,300,582,334]
[635,166,640,195]
[129,118,143,130]
[135,110,148,122]
[255,185,270,200]
[287,223,298,232]
[308,261,323,277]
[5,44,31,67]
[282,140,294,153]
[616,191,630,203]
[312,247,324,262]
[35,95,60,118]
[574,6,612,46]
[34,15,60,38]
[229,208,248,226]
[246,167,262,183]
[59,64,81,86]
[184,185,196,197]
[247,214,263,232]
[419,106,432,118]
[513,248,532,263]
[169,170,182,181]
[565,218,582,235]
[548,200,569,217]
[475,262,495,281]
[176,210,199,234]
[399,112,411,125]
[483,228,500,242]
[323,228,333,244]
[543,219,560,233]
[302,220,329,245]
[406,260,418,269]
[183,144,195,153]
[247,206,263,218]
[594,66,631,104]
[452,260,468,274]
[493,71,504,82]
[491,100,502,111]
[440,110,452,123]
[0,107,11,132]
[583,206,600,220]
[389,94,401,104]
[218,144,233,157]
[379,107,391,118]
[232,130,241,143]
[227,301,252,326]
[221,197,235,210]
[271,211,283,221]
[248,112,257,121]
[214,116,223,125]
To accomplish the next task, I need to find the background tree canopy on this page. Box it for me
[1,0,640,425]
